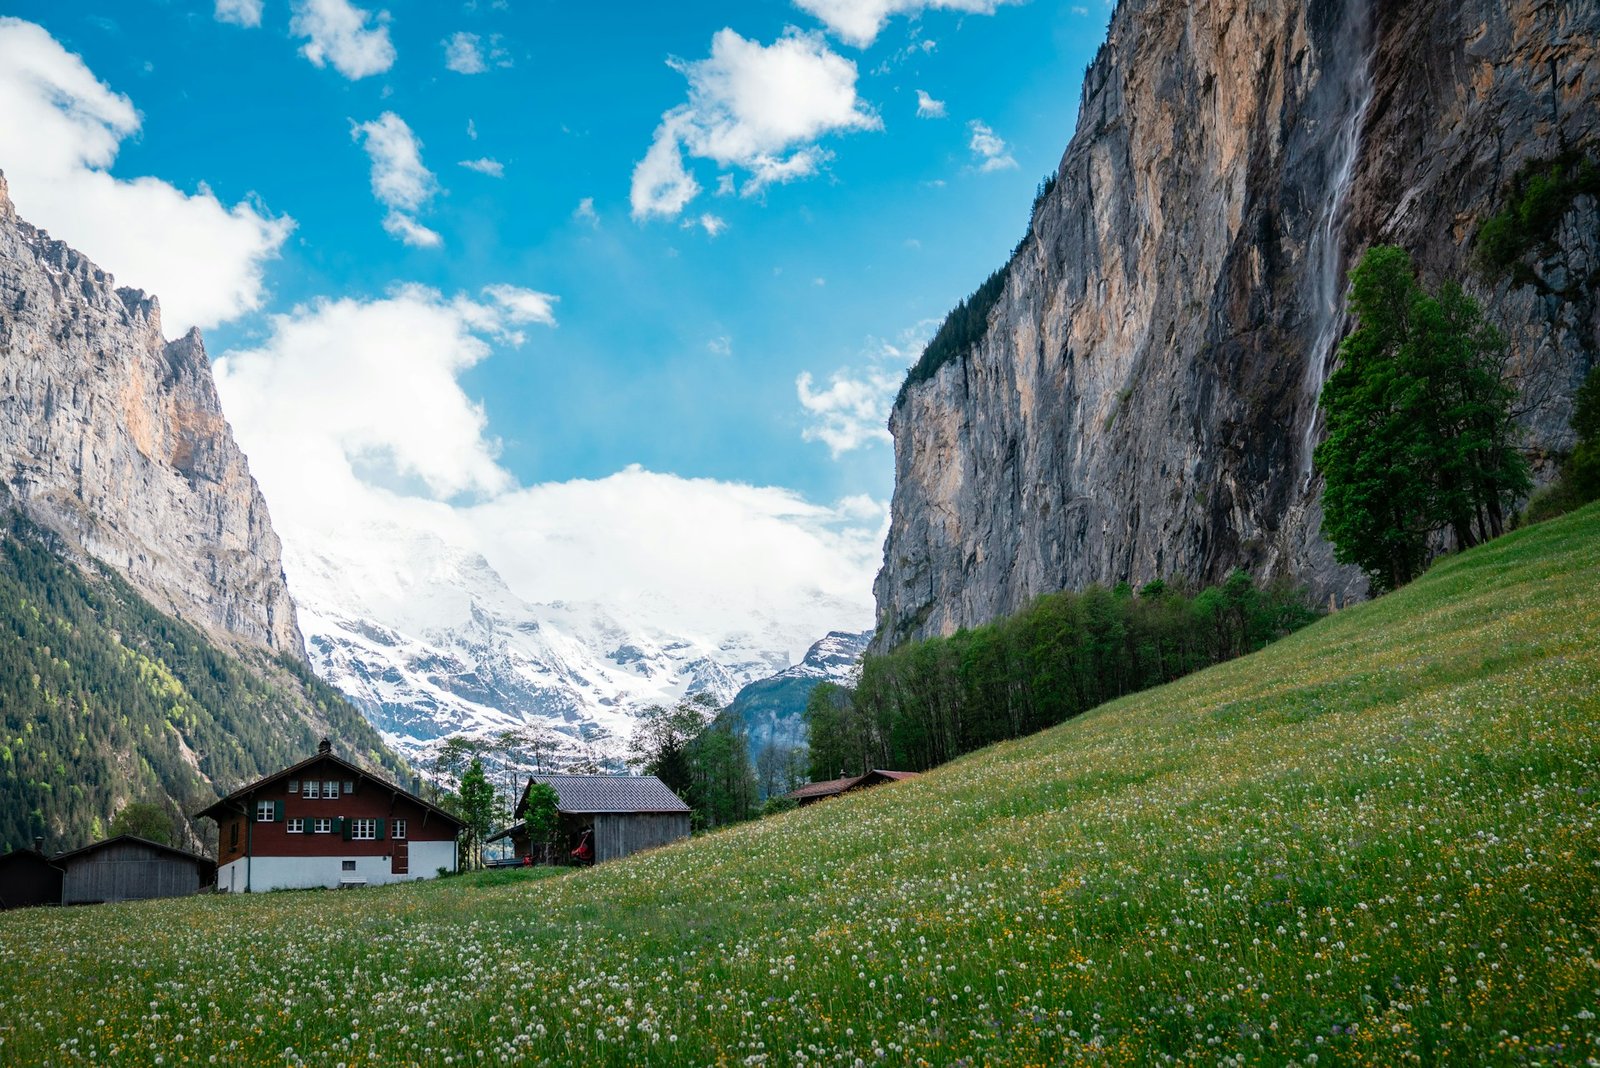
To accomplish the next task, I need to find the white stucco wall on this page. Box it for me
[216,841,458,892]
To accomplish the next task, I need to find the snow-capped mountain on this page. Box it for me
[281,517,865,768]
[727,629,871,756]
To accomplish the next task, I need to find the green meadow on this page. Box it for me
[3,506,1599,1066]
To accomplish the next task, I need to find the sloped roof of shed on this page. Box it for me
[528,774,690,814]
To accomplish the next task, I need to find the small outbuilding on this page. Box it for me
[53,835,215,905]
[0,848,64,910]
[786,769,919,806]
[493,774,690,865]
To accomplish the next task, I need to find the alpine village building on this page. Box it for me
[196,740,465,892]
[492,774,691,865]
[786,769,919,806]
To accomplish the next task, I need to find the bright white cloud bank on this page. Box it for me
[794,0,1008,48]
[291,0,395,80]
[631,28,879,220]
[353,112,442,247]
[0,18,292,334]
[214,0,263,28]
[215,287,879,642]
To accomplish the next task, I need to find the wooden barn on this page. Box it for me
[53,835,215,905]
[786,769,919,806]
[492,774,690,865]
[0,847,64,910]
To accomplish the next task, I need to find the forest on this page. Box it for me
[806,571,1320,779]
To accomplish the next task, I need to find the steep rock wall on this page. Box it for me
[875,0,1599,649]
[0,172,303,656]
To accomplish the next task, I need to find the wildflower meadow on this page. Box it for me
[2,505,1598,1065]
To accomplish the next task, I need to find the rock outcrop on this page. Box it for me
[0,171,303,656]
[876,0,1599,649]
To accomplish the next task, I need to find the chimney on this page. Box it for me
[411,774,422,795]
[33,835,44,854]
[318,737,332,755]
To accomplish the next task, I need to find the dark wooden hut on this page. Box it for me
[0,848,64,910]
[786,769,919,806]
[491,774,690,865]
[53,835,215,905]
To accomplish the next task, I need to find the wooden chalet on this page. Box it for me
[490,774,690,865]
[52,835,215,905]
[0,846,63,910]
[195,739,464,892]
[786,769,919,806]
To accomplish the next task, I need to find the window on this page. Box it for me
[392,819,407,840]
[343,780,355,795]
[287,818,304,834]
[288,779,300,794]
[342,860,357,872]
[230,822,239,850]
[256,800,277,822]
[303,780,321,800]
[324,780,340,798]
[351,818,377,840]
[313,818,332,834]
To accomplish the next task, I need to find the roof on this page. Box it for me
[786,769,919,801]
[0,848,61,871]
[521,774,690,814]
[192,750,465,829]
[50,834,211,867]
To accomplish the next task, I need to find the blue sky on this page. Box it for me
[0,0,1108,643]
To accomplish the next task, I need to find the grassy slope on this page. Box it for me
[2,507,1598,1065]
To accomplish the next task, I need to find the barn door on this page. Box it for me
[391,841,409,875]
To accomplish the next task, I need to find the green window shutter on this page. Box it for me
[337,817,349,840]
[275,800,284,822]
[375,818,386,841]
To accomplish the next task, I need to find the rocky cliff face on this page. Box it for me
[0,171,302,656]
[876,0,1599,649]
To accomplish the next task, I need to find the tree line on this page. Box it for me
[805,572,1319,780]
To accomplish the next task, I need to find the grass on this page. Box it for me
[3,506,1600,1066]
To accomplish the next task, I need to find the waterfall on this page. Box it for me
[1299,8,1377,488]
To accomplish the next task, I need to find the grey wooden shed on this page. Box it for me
[54,835,215,905]
[497,774,691,864]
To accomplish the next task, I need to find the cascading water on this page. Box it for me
[1299,6,1377,489]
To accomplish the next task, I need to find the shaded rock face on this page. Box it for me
[0,172,303,656]
[875,0,1599,650]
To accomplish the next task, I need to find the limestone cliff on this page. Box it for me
[0,171,303,656]
[876,0,1599,649]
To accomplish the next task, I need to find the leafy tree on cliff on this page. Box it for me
[1315,245,1530,592]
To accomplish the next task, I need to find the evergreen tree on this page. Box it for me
[1315,246,1530,591]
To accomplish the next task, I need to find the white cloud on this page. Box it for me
[459,157,504,177]
[443,31,485,74]
[630,28,879,220]
[968,119,1017,171]
[683,212,727,237]
[707,335,732,356]
[214,0,263,28]
[915,89,945,118]
[381,210,442,248]
[291,0,395,80]
[796,323,933,456]
[794,0,1008,48]
[214,287,878,651]
[466,118,478,140]
[215,284,553,501]
[353,112,441,245]
[573,197,598,225]
[0,18,291,334]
